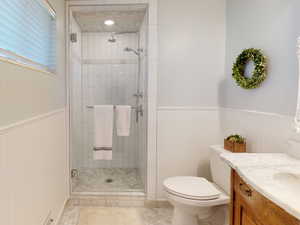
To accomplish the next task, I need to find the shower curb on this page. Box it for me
[67,196,172,208]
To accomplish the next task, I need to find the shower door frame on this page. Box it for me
[65,0,158,200]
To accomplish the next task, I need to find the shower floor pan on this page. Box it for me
[72,168,144,194]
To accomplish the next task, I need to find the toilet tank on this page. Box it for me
[210,145,231,194]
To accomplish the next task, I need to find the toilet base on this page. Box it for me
[164,180,230,225]
[170,199,213,225]
[172,207,199,225]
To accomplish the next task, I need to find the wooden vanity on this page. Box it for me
[230,170,300,225]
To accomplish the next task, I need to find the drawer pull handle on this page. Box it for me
[239,183,252,197]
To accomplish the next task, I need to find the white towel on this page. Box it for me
[93,105,113,160]
[116,105,132,136]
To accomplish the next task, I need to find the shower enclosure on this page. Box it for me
[68,4,148,194]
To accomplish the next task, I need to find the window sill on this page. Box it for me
[0,56,56,77]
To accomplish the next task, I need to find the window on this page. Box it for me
[0,0,56,73]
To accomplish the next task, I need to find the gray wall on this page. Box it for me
[0,0,65,126]
[158,0,226,107]
[221,0,300,115]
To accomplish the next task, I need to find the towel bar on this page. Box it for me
[86,105,138,110]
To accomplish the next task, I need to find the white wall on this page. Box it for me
[0,0,68,224]
[155,0,226,199]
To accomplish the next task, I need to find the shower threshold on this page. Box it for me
[71,168,144,195]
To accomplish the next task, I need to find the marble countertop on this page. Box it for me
[220,152,300,220]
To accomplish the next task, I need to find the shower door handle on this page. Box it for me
[135,105,143,123]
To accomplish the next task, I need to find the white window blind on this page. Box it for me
[0,0,56,73]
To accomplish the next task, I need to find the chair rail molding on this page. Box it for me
[0,108,65,135]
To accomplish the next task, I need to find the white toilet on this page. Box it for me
[163,146,231,225]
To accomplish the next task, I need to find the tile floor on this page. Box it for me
[72,168,144,193]
[58,205,173,225]
[58,198,228,225]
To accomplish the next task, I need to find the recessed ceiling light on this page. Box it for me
[104,20,115,26]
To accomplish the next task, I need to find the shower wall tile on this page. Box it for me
[76,32,140,169]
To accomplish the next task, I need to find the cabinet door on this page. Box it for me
[231,171,300,225]
[241,212,258,225]
[234,193,260,225]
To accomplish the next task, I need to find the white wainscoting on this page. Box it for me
[155,107,295,200]
[0,109,68,225]
[220,108,294,154]
[156,107,222,199]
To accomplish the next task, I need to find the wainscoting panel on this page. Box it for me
[0,109,68,225]
[155,107,295,200]
[220,108,294,154]
[156,107,222,199]
[0,134,12,225]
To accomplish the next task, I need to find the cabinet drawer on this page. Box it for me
[233,172,300,225]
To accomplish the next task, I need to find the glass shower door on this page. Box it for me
[72,32,143,193]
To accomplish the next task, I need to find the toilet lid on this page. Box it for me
[163,176,221,200]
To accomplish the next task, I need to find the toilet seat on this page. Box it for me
[163,176,221,200]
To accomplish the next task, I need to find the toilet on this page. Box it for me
[163,146,231,225]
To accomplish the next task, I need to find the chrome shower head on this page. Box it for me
[108,34,116,43]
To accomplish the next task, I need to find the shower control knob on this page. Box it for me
[133,93,143,98]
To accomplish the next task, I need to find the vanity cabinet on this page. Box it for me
[230,170,300,225]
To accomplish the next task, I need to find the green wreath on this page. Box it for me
[232,48,267,89]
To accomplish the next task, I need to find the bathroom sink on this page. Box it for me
[273,172,300,194]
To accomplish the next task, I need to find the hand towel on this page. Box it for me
[93,105,113,160]
[116,105,131,136]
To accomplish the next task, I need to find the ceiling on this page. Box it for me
[73,5,147,33]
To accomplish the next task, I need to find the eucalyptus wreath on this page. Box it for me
[232,48,267,89]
